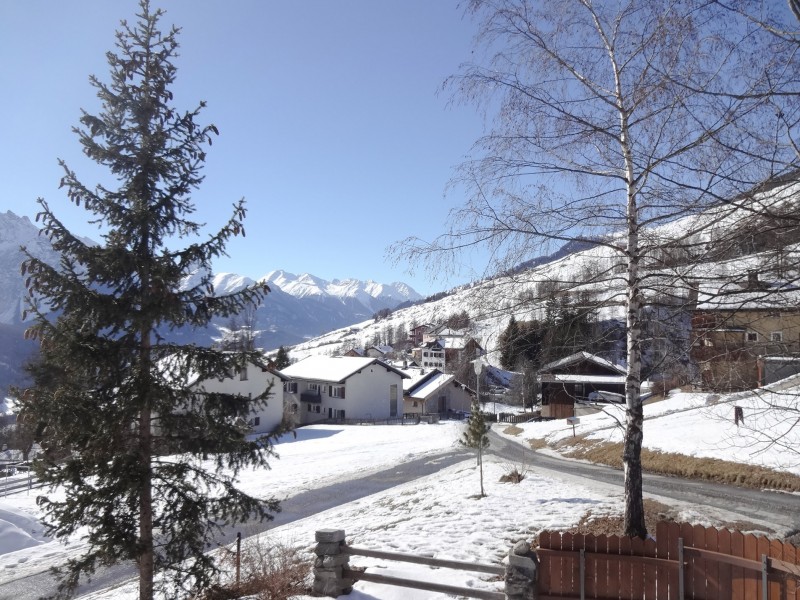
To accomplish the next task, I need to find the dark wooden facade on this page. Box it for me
[538,351,626,418]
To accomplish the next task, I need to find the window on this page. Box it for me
[315,405,321,413]
[309,383,319,392]
[390,384,398,417]
[239,366,248,381]
[329,385,345,398]
[746,331,759,343]
[253,416,260,426]
[284,381,297,393]
[771,331,783,343]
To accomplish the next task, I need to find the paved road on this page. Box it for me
[488,429,800,534]
[0,447,475,599]
[2,427,799,598]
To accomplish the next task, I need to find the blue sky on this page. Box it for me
[0,1,488,296]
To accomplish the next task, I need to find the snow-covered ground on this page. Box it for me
[504,382,800,476]
[1,380,798,598]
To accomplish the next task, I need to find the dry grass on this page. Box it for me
[503,425,524,436]
[558,438,800,492]
[527,437,548,450]
[203,534,310,600]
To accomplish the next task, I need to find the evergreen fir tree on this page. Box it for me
[460,398,490,497]
[18,3,280,598]
[273,346,291,370]
[499,315,520,370]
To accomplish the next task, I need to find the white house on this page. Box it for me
[401,367,473,416]
[190,358,287,435]
[413,340,446,370]
[365,345,393,359]
[280,356,408,425]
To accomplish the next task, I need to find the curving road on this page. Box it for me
[488,429,800,534]
[1,427,798,598]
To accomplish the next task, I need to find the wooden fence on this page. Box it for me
[496,412,542,424]
[341,544,506,599]
[537,521,800,600]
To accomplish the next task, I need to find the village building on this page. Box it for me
[538,351,626,419]
[189,356,288,435]
[690,283,800,391]
[401,367,473,417]
[280,356,408,425]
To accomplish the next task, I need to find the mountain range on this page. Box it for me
[0,210,422,395]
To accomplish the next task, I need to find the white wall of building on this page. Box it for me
[197,365,285,434]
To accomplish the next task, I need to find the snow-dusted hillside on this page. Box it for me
[284,181,800,368]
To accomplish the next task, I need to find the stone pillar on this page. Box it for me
[505,540,539,600]
[313,529,352,597]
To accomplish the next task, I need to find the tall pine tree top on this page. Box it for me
[19,2,279,598]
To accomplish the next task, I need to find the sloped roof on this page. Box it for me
[280,355,408,383]
[539,373,626,385]
[408,372,457,399]
[538,351,626,375]
[399,367,468,399]
[695,283,800,311]
[368,345,394,354]
[159,351,286,389]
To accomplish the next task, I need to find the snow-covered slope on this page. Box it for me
[285,182,800,366]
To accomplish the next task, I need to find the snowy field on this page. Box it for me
[0,380,798,598]
[503,379,800,476]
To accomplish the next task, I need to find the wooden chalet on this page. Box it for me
[538,352,626,419]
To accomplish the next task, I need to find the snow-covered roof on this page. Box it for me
[158,351,284,389]
[540,374,627,384]
[538,351,626,375]
[695,285,800,311]
[369,345,393,354]
[484,365,517,388]
[408,372,456,399]
[429,326,469,337]
[439,337,466,350]
[280,355,408,383]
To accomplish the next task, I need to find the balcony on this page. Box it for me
[301,390,322,404]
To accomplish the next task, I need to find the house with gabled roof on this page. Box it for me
[280,356,408,425]
[538,351,626,418]
[690,281,800,391]
[401,367,473,417]
[410,323,434,346]
[366,345,393,359]
[413,340,446,370]
[187,355,288,435]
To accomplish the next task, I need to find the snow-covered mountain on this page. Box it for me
[0,212,53,395]
[0,210,423,394]
[262,269,420,313]
[0,211,60,326]
[172,269,422,349]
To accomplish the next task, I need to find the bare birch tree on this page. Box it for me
[397,0,799,536]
